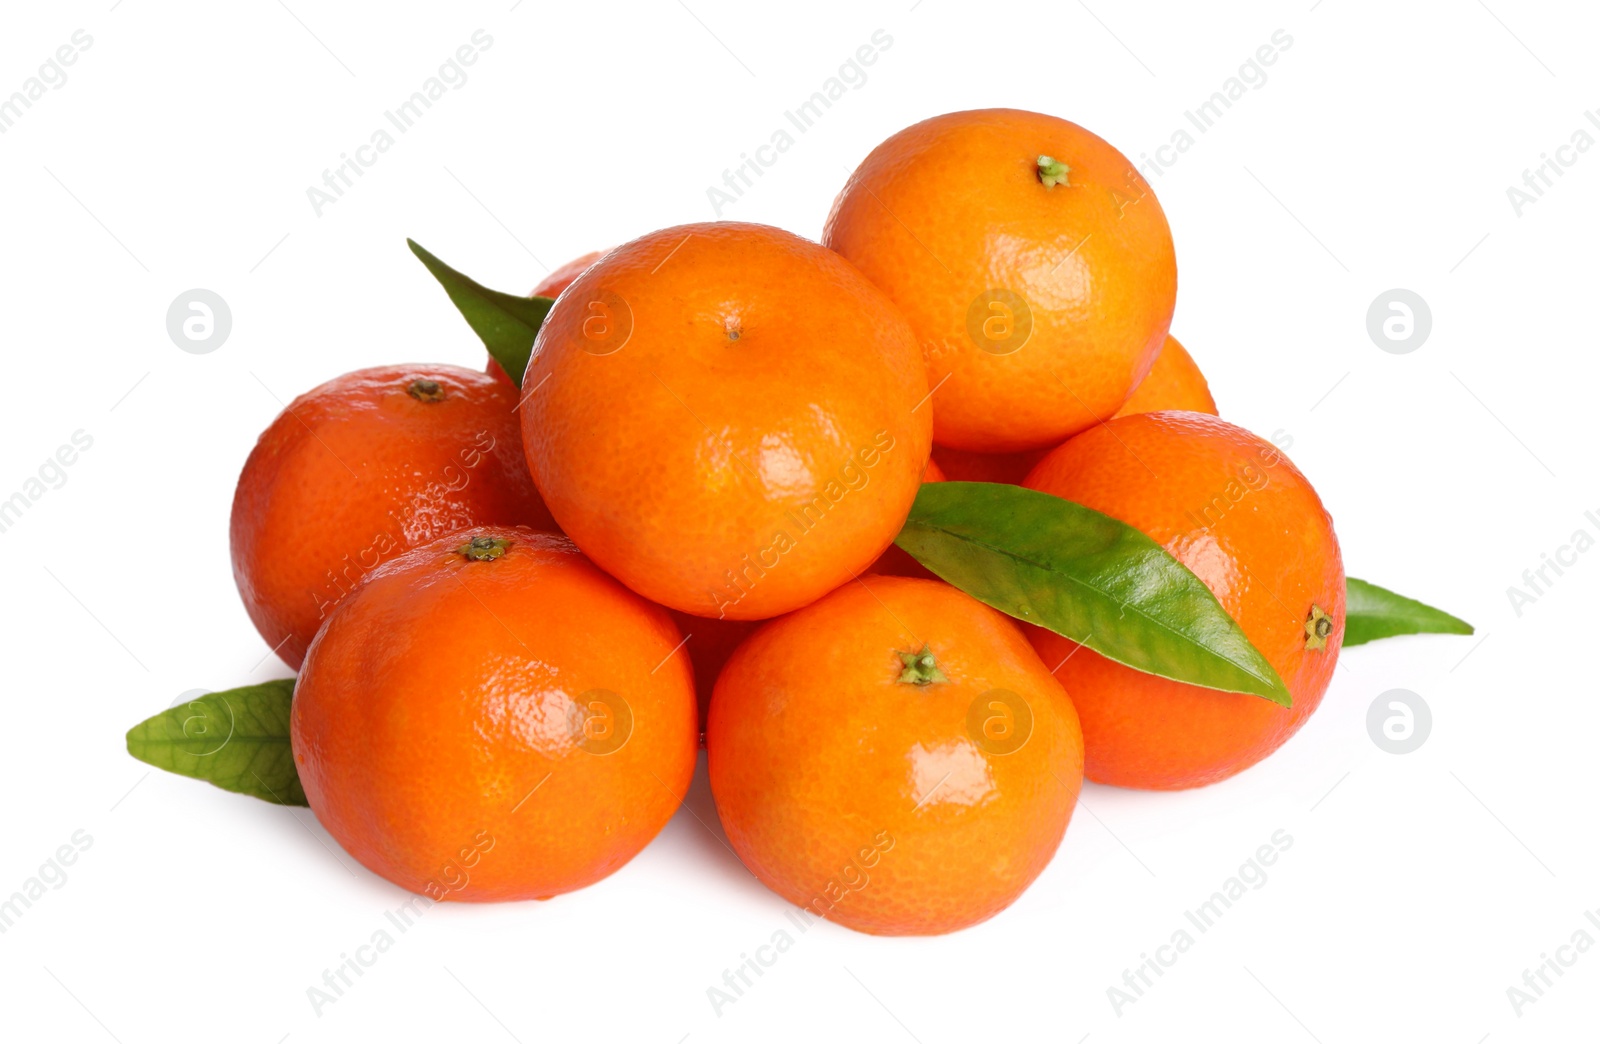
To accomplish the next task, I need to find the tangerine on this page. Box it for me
[531,249,607,299]
[487,248,607,387]
[667,609,760,738]
[1024,412,1343,789]
[824,108,1177,453]
[1112,334,1216,419]
[521,222,932,620]
[291,526,698,901]
[708,576,1084,935]
[868,456,945,579]
[929,444,1039,488]
[230,364,552,669]
[930,334,1217,484]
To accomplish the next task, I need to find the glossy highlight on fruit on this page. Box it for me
[230,364,553,669]
[291,526,698,901]
[521,221,932,620]
[708,576,1084,935]
[825,108,1177,453]
[930,334,1216,485]
[1024,412,1343,789]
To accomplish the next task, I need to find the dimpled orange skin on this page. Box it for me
[522,222,933,621]
[824,108,1177,453]
[230,365,555,670]
[531,249,607,300]
[931,334,1218,484]
[1112,335,1216,419]
[291,526,698,902]
[708,577,1084,936]
[486,249,608,387]
[868,457,945,579]
[1024,412,1344,790]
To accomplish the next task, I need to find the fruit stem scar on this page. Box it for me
[1304,605,1334,650]
[408,378,446,403]
[458,535,513,561]
[1036,155,1071,188]
[897,645,948,685]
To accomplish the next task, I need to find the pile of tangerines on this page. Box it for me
[167,110,1360,935]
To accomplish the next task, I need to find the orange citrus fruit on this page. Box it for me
[230,364,552,669]
[487,248,608,387]
[667,609,760,738]
[1112,334,1216,419]
[931,333,1217,483]
[521,221,932,620]
[291,526,698,901]
[531,249,607,299]
[708,576,1084,935]
[869,456,945,579]
[930,444,1040,488]
[824,108,1177,453]
[1024,412,1343,789]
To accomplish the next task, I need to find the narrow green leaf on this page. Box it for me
[407,238,555,390]
[1344,577,1474,647]
[894,482,1293,706]
[125,680,306,806]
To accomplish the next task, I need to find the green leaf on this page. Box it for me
[125,680,306,806]
[894,482,1293,706]
[407,238,554,390]
[1344,577,1474,647]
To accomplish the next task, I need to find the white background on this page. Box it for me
[1,0,1596,1040]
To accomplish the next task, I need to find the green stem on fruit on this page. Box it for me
[1037,155,1070,188]
[897,645,948,686]
[458,535,513,561]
